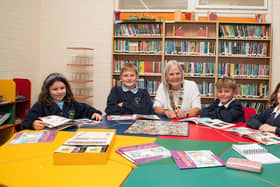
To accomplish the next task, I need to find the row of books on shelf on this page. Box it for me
[113,60,162,74]
[115,23,162,36]
[195,82,268,98]
[219,24,269,39]
[235,83,268,98]
[218,63,269,78]
[113,61,269,79]
[198,81,215,97]
[178,62,215,76]
[219,41,269,57]
[114,40,162,54]
[112,78,160,95]
[114,41,269,57]
[114,23,270,40]
[113,77,268,99]
[241,102,266,113]
[165,40,215,55]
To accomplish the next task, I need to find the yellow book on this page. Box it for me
[230,64,235,76]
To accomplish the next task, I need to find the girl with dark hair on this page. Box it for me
[246,83,280,135]
[21,73,102,130]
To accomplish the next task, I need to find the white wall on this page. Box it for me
[0,0,40,102]
[39,0,113,112]
[0,0,279,114]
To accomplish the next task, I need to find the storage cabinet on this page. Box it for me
[112,21,272,112]
[0,78,31,144]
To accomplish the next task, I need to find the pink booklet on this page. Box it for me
[226,157,262,173]
[116,143,171,164]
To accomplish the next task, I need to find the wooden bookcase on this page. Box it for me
[67,47,94,105]
[112,20,272,112]
[0,78,31,144]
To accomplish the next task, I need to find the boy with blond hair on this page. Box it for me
[200,77,244,123]
[105,63,153,115]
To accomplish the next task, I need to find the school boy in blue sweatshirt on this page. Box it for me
[247,83,280,136]
[200,77,244,123]
[105,63,153,115]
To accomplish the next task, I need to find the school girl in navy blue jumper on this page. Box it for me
[247,83,280,136]
[21,73,102,130]
[200,77,244,123]
[105,63,153,115]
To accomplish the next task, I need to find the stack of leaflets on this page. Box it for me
[0,112,11,126]
[107,114,160,121]
[55,131,115,153]
[171,150,225,169]
[54,130,116,165]
[225,127,280,145]
[232,144,280,164]
[179,117,235,129]
[124,120,189,136]
[116,143,171,164]
[9,131,57,144]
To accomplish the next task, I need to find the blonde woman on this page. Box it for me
[153,60,201,119]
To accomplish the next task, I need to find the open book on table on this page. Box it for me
[225,127,280,145]
[116,143,171,164]
[171,150,225,169]
[107,114,160,121]
[39,115,101,130]
[232,144,280,164]
[179,117,235,129]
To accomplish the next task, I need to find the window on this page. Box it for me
[196,0,267,10]
[118,0,188,10]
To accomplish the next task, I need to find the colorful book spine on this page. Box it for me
[115,23,161,36]
[219,24,269,39]
[165,40,215,56]
[219,41,269,56]
[113,60,162,74]
[218,63,269,78]
[114,40,162,54]
[197,81,215,97]
[236,83,268,98]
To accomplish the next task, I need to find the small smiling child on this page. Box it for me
[21,73,102,130]
[200,77,244,123]
[105,63,153,115]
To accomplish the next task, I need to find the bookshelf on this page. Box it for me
[112,20,272,112]
[67,47,94,104]
[0,78,31,144]
[112,21,163,97]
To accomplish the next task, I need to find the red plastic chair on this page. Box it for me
[243,107,256,121]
